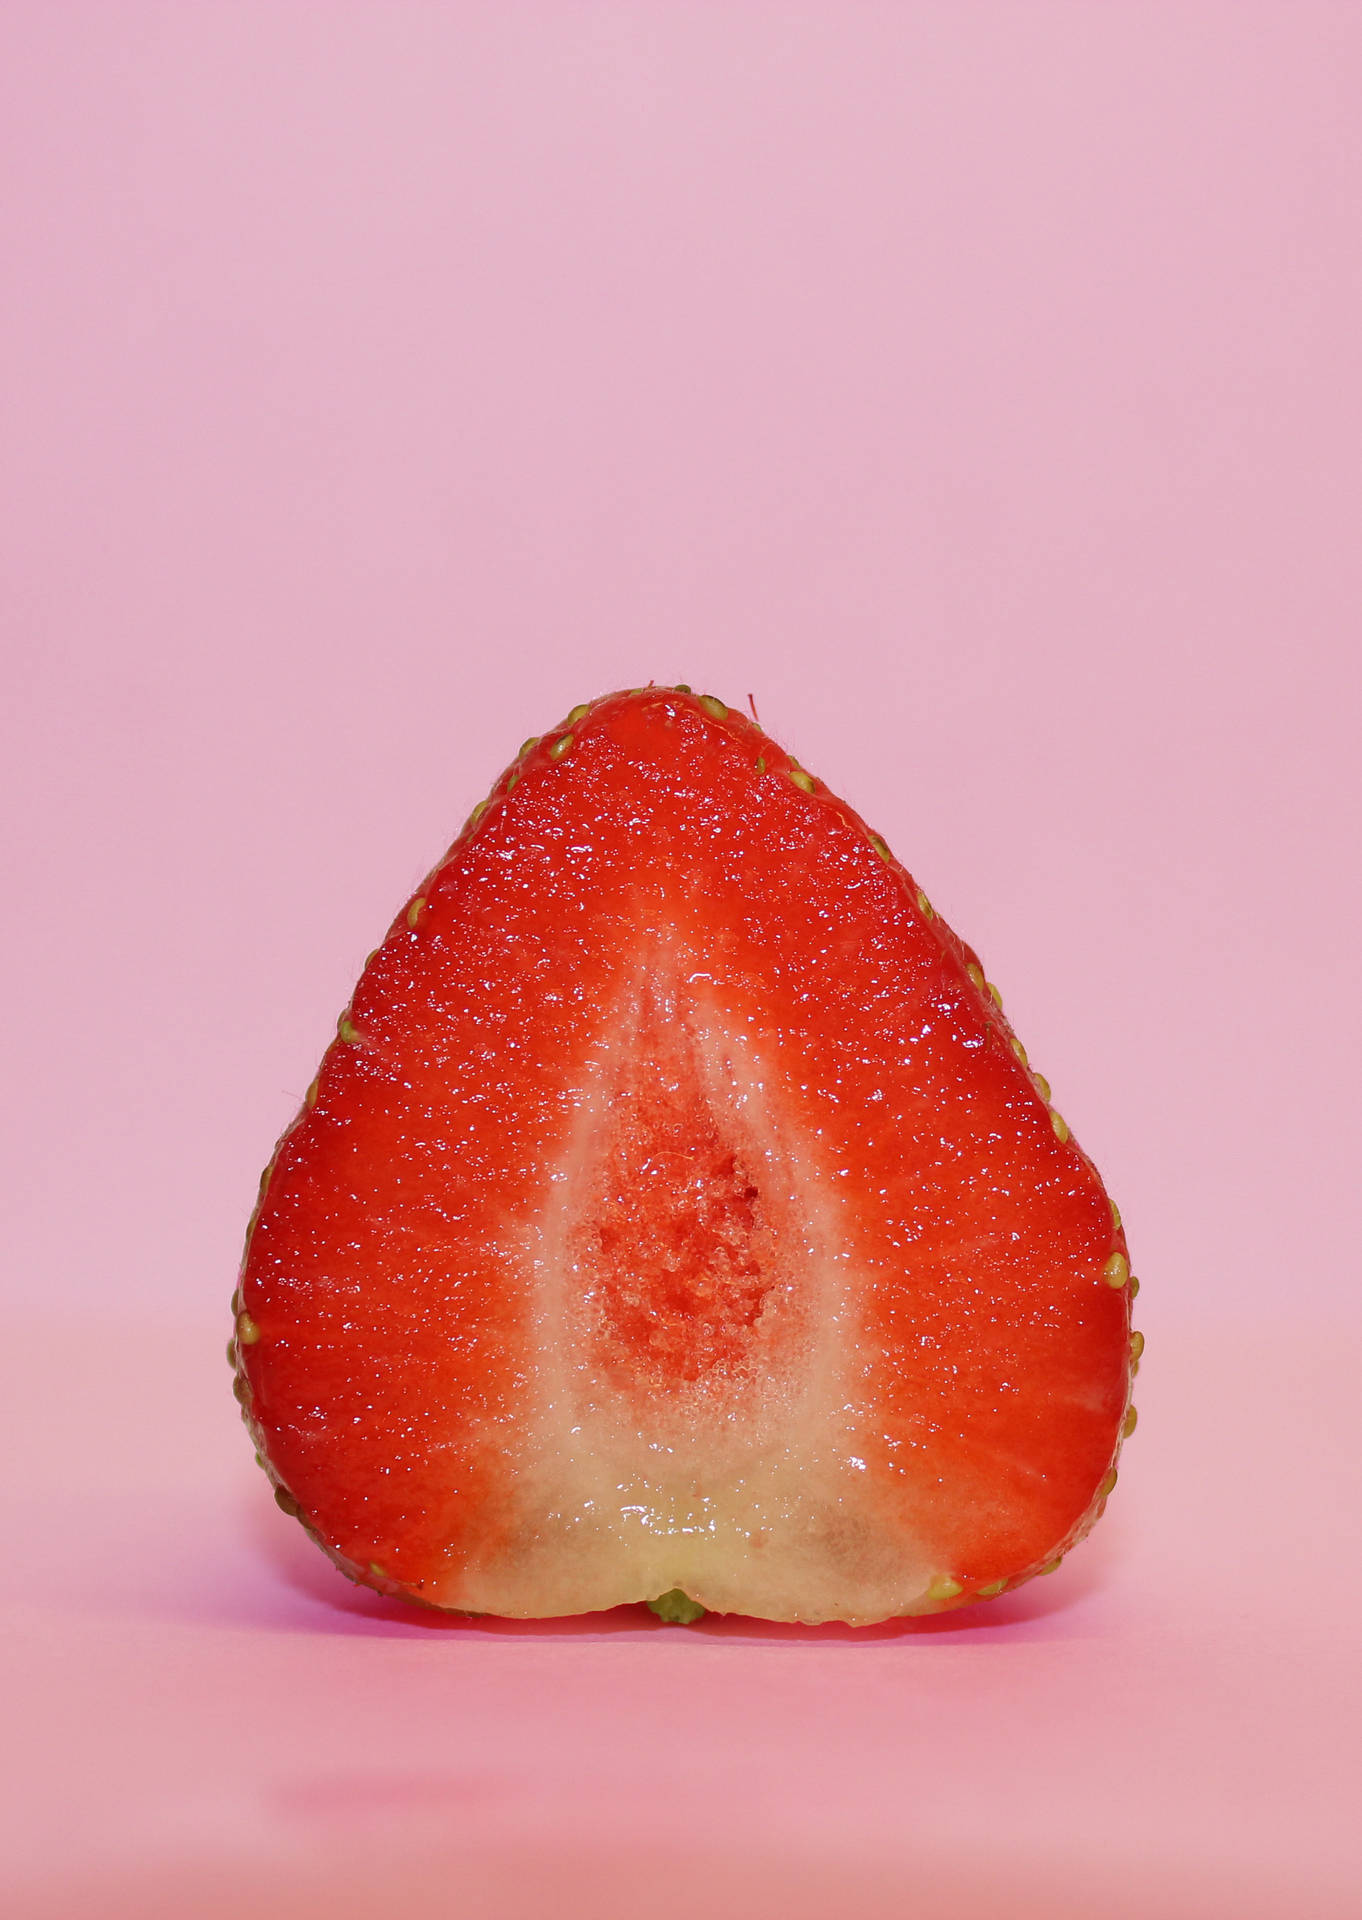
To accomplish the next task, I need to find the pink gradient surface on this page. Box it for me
[3,5,1360,1915]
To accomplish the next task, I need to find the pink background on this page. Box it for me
[3,5,1359,1915]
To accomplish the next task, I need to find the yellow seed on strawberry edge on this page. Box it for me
[1010,1035,1029,1066]
[987,980,1004,1008]
[1110,1198,1123,1230]
[915,888,935,920]
[548,734,573,761]
[1128,1275,1140,1300]
[869,834,891,861]
[237,1312,260,1346]
[1039,1557,1063,1576]
[368,1561,387,1579]
[1129,1330,1145,1364]
[567,703,591,724]
[337,1016,361,1046]
[1050,1109,1070,1143]
[788,768,816,794]
[699,695,728,720]
[977,1578,1009,1598]
[304,1076,320,1109]
[1033,1071,1051,1102]
[1103,1252,1130,1289]
[1122,1405,1139,1437]
[927,1574,963,1601]
[1098,1467,1118,1497]
[518,736,538,757]
[966,962,985,990]
[406,896,426,929]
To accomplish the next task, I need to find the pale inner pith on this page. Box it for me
[448,958,941,1624]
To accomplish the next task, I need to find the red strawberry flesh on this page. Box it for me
[236,690,1134,1622]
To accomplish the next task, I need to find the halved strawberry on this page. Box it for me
[232,689,1138,1624]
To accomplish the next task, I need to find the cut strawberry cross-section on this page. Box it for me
[232,688,1138,1624]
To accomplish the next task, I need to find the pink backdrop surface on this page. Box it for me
[3,5,1359,1916]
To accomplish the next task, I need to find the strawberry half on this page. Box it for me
[232,689,1138,1624]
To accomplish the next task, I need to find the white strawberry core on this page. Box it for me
[450,957,940,1624]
